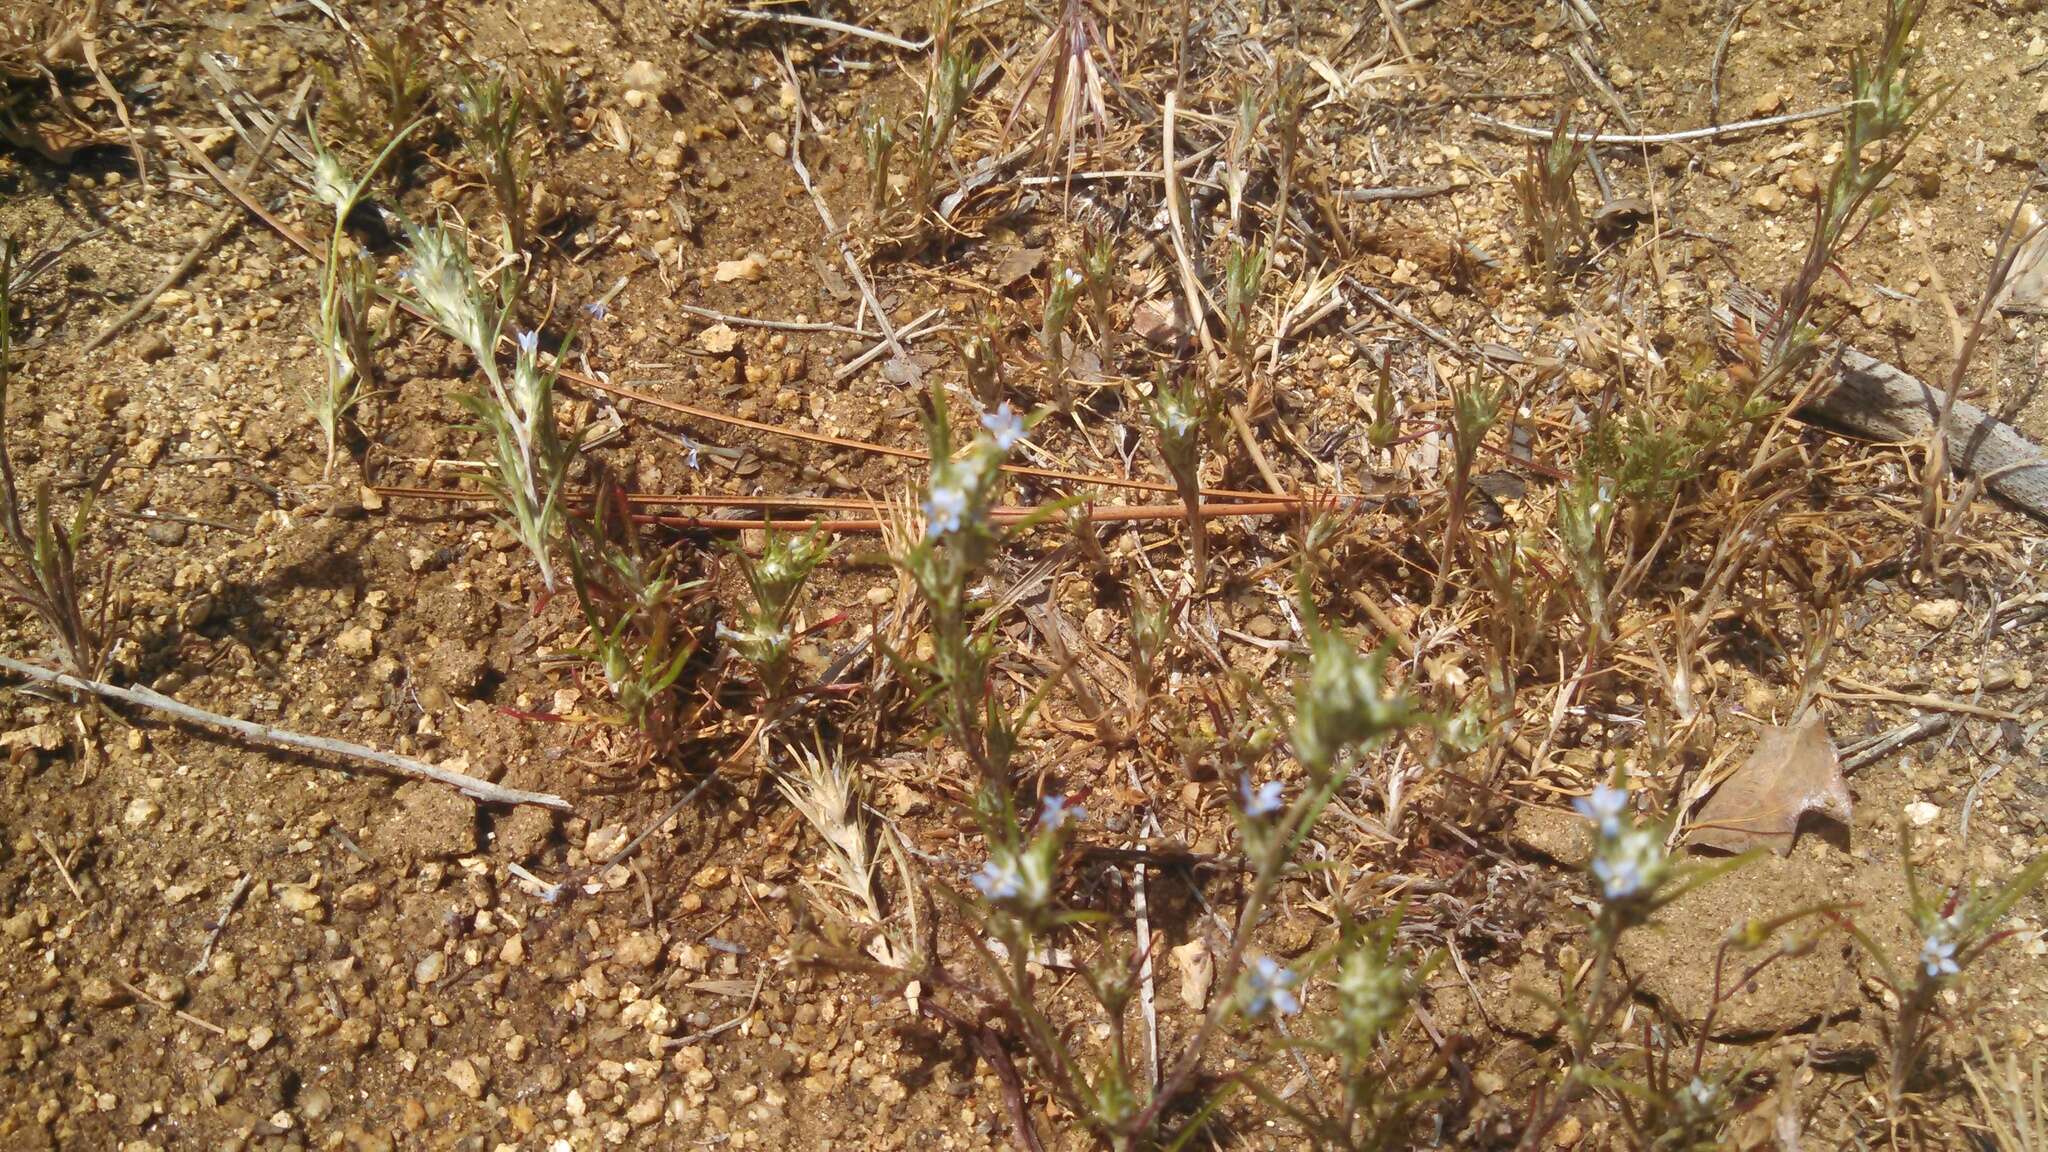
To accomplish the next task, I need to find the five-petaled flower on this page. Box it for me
[584,300,609,321]
[1238,776,1284,818]
[1572,784,1629,839]
[1038,793,1081,831]
[1920,913,1963,978]
[1244,955,1301,1018]
[972,855,1024,902]
[1228,770,1277,815]
[1590,828,1663,901]
[981,403,1025,452]
[515,328,540,358]
[924,482,967,539]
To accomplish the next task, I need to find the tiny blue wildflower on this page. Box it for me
[971,855,1023,902]
[584,300,609,322]
[1572,784,1630,839]
[515,328,540,358]
[1244,956,1301,1018]
[1681,1078,1717,1112]
[1238,776,1284,818]
[980,402,1025,452]
[1920,920,1960,978]
[924,483,967,539]
[1038,794,1081,831]
[1590,828,1662,901]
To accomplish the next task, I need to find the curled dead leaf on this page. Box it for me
[1686,710,1851,857]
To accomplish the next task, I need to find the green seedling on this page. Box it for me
[306,117,420,477]
[0,239,115,679]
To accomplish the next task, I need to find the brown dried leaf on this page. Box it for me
[1686,711,1850,856]
[991,246,1045,290]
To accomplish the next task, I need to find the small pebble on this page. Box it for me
[443,1058,484,1100]
[415,951,446,985]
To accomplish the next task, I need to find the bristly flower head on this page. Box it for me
[311,150,352,213]
[1243,955,1301,1018]
[1292,630,1413,773]
[399,221,492,361]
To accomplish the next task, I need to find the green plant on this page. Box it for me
[399,220,574,591]
[906,1,978,223]
[912,586,1425,1151]
[719,522,831,700]
[529,60,572,139]
[1081,227,1116,355]
[1266,61,1310,252]
[1040,260,1083,409]
[358,30,434,145]
[860,109,896,219]
[564,470,704,755]
[1557,471,1615,651]
[1259,914,1439,1150]
[1144,368,1221,584]
[1510,783,1756,1152]
[453,68,530,256]
[0,239,114,679]
[1126,589,1168,715]
[891,385,1034,786]
[1223,83,1264,234]
[1513,111,1589,275]
[1434,376,1502,606]
[1222,241,1268,390]
[1834,829,2048,1109]
[306,117,419,477]
[1765,0,1936,385]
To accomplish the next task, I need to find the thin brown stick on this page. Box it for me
[1708,3,1751,126]
[1472,103,1852,146]
[0,656,571,809]
[113,975,228,1036]
[189,874,254,976]
[35,830,83,903]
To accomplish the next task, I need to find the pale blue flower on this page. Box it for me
[1590,828,1662,901]
[971,855,1023,902]
[1244,956,1300,1018]
[1572,784,1630,839]
[1238,776,1284,818]
[924,483,967,539]
[516,328,540,358]
[1920,924,1960,978]
[584,300,609,321]
[1038,794,1080,830]
[980,402,1024,452]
